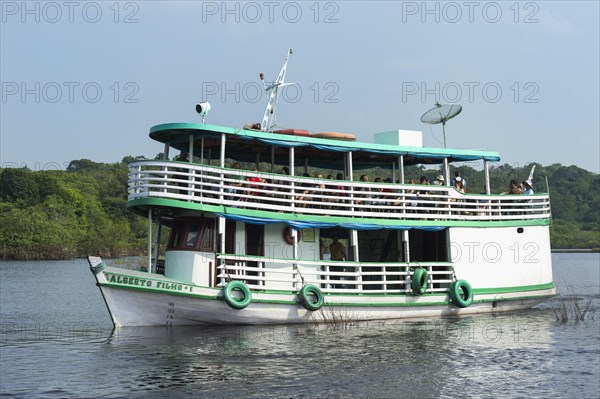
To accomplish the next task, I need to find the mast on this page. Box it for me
[260,48,295,131]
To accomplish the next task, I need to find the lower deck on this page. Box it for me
[158,215,554,297]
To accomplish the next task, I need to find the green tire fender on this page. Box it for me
[449,279,474,308]
[223,281,252,310]
[411,267,429,295]
[299,284,324,311]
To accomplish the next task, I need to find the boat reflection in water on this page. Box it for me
[104,309,558,397]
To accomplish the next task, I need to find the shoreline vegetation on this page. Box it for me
[1,157,598,261]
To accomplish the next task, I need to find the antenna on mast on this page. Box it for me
[420,102,463,148]
[259,48,295,131]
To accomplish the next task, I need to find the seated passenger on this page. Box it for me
[522,180,534,195]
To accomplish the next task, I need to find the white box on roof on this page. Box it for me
[374,130,423,147]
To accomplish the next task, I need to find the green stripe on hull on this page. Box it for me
[100,275,555,307]
[473,282,555,294]
[128,198,551,228]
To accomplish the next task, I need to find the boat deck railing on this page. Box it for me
[128,161,551,222]
[216,253,454,294]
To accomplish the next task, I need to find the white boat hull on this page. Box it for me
[91,264,555,327]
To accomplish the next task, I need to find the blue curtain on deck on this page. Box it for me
[216,213,445,231]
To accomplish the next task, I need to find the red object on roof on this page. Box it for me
[273,128,311,137]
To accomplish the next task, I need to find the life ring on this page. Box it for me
[299,284,324,311]
[283,226,301,245]
[449,279,473,308]
[411,267,428,295]
[223,281,252,310]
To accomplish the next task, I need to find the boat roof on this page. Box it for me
[149,123,501,168]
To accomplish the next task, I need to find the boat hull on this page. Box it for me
[91,264,555,327]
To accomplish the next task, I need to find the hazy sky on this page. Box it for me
[1,1,599,173]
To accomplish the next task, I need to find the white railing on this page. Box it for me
[128,161,551,222]
[215,253,454,294]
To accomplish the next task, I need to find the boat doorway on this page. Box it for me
[408,229,448,262]
[245,224,265,285]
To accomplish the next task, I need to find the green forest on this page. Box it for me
[0,158,598,260]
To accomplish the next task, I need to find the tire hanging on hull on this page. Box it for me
[411,267,429,295]
[299,284,324,311]
[224,281,252,310]
[449,279,473,308]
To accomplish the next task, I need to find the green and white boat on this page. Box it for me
[89,49,555,327]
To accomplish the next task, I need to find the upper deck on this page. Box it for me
[148,122,501,168]
[128,123,550,228]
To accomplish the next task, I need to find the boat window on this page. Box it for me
[184,223,200,248]
[168,223,183,249]
[167,218,216,252]
[199,222,215,251]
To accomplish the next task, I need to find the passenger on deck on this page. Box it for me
[269,166,290,206]
[507,180,522,194]
[335,173,347,210]
[323,174,335,209]
[451,179,466,214]
[454,179,465,194]
[330,237,346,261]
[395,178,418,210]
[432,175,445,213]
[373,177,384,210]
[522,180,534,195]
[314,174,326,208]
[329,236,347,288]
[356,174,372,208]
[451,170,466,189]
[418,176,430,211]
[246,168,266,201]
[226,162,244,201]
[382,177,394,209]
[297,173,312,207]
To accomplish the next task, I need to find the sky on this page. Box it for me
[1,1,599,173]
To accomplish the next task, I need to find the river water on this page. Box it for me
[1,254,598,398]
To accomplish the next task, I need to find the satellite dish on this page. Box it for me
[421,102,462,148]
